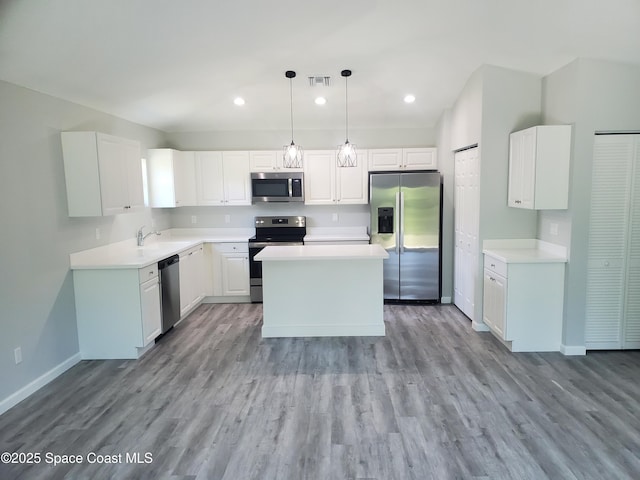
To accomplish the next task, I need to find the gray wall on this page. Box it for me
[163,127,436,151]
[540,58,640,348]
[0,80,170,405]
[439,64,541,322]
[436,110,454,301]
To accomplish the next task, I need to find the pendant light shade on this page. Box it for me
[283,70,303,168]
[337,69,357,167]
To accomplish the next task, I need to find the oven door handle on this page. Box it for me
[249,242,304,248]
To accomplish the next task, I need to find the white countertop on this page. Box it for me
[482,239,568,264]
[304,226,369,242]
[70,228,253,270]
[255,244,389,261]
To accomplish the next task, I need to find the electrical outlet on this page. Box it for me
[191,215,197,224]
[550,222,559,236]
[95,228,101,240]
[332,213,339,222]
[225,214,231,224]
[14,347,22,365]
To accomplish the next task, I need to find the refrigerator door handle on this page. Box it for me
[399,191,405,253]
[395,192,400,254]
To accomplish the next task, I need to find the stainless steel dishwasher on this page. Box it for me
[158,255,180,334]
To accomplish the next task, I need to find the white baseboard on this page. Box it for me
[441,296,452,304]
[262,323,386,338]
[560,344,587,356]
[472,320,490,332]
[0,353,82,416]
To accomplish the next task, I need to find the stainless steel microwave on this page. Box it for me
[251,172,304,203]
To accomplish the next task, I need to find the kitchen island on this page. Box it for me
[255,244,389,338]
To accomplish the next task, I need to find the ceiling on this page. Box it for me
[1,1,639,133]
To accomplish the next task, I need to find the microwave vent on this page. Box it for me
[308,75,331,87]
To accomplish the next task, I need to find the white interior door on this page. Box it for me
[454,147,480,320]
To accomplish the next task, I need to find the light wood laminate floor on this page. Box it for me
[1,304,640,479]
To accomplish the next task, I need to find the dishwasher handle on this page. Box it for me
[158,254,180,269]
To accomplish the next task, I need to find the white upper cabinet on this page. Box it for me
[222,151,252,205]
[62,131,144,216]
[195,151,251,206]
[249,150,303,172]
[147,149,197,208]
[508,125,571,210]
[368,147,437,171]
[403,148,438,170]
[304,150,368,205]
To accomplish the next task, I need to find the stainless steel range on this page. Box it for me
[249,215,306,302]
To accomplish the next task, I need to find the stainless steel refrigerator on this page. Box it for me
[369,172,441,301]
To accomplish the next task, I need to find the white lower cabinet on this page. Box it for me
[482,254,564,352]
[74,264,162,359]
[482,269,506,339]
[179,244,206,317]
[209,243,250,297]
[140,275,162,345]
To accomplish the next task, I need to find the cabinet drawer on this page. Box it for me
[213,242,248,254]
[180,244,203,258]
[139,264,158,283]
[484,256,507,277]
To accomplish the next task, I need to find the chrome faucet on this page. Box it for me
[137,225,161,246]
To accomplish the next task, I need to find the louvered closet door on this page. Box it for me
[585,135,634,349]
[624,139,640,348]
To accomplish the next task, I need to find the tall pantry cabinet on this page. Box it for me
[585,134,640,349]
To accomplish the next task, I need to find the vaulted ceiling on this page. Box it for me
[1,1,639,133]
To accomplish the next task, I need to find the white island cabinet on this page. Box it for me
[256,244,388,338]
[482,240,568,352]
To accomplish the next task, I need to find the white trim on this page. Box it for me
[0,353,82,416]
[560,344,587,356]
[441,296,452,304]
[262,323,385,338]
[472,320,490,332]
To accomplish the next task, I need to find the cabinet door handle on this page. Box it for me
[489,277,496,282]
[515,200,522,204]
[490,263,496,268]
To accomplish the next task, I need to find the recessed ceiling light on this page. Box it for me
[404,94,416,104]
[315,97,327,105]
[234,97,245,106]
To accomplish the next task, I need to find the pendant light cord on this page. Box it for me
[344,75,349,142]
[289,77,294,143]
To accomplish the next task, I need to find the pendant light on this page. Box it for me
[283,70,303,168]
[337,69,357,167]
